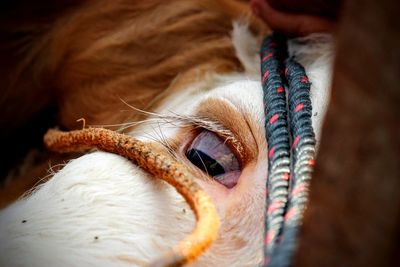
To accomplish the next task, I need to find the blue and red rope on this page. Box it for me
[260,33,316,267]
[260,33,291,263]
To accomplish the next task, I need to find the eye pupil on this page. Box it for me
[186,148,225,176]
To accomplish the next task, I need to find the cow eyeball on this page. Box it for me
[186,130,240,188]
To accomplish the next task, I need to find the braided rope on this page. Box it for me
[261,34,316,267]
[284,58,315,227]
[44,128,220,267]
[260,33,291,261]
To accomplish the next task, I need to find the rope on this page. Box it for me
[260,33,291,261]
[44,128,220,267]
[260,34,316,267]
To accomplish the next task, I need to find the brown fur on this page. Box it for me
[0,0,267,206]
[2,0,265,130]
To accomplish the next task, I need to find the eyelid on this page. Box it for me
[194,98,258,165]
[165,98,257,168]
[184,119,245,167]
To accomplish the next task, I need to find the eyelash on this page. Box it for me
[151,114,247,170]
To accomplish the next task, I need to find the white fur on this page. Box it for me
[0,24,334,266]
[231,22,260,76]
[0,152,194,267]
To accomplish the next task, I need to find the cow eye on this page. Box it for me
[186,130,240,188]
